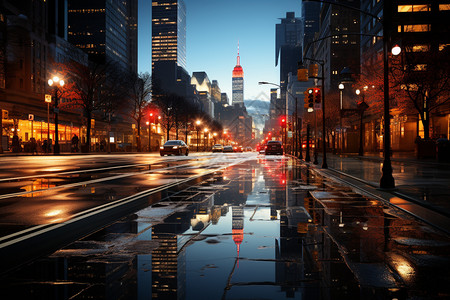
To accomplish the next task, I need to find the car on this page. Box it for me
[223,145,233,153]
[233,145,243,152]
[212,144,224,152]
[160,140,189,156]
[265,140,283,155]
[257,143,266,154]
[245,146,252,152]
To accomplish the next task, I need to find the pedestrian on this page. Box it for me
[71,134,79,152]
[30,137,38,155]
[12,135,21,153]
[43,139,48,153]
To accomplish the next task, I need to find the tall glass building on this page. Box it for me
[68,0,137,71]
[232,46,244,107]
[152,0,186,70]
[275,12,303,104]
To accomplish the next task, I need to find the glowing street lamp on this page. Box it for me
[391,44,401,56]
[48,76,64,154]
[195,120,201,152]
[203,128,209,151]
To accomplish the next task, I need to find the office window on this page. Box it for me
[406,44,430,52]
[413,64,427,71]
[439,44,450,51]
[398,4,431,12]
[439,4,450,10]
[398,24,431,32]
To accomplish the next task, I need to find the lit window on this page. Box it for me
[398,4,431,12]
[399,24,431,32]
[413,64,427,71]
[439,4,450,10]
[439,44,450,51]
[406,44,430,52]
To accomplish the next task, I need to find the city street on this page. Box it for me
[1,152,449,299]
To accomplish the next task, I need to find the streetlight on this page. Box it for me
[203,128,208,151]
[196,120,201,152]
[391,44,401,56]
[338,83,345,153]
[355,87,369,156]
[44,94,52,153]
[146,121,151,152]
[48,76,64,154]
[148,112,157,152]
[301,58,327,168]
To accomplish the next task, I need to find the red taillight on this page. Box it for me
[265,146,267,149]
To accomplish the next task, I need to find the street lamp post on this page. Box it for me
[196,120,201,152]
[338,83,344,154]
[302,58,327,168]
[203,128,208,151]
[356,88,369,156]
[146,121,151,152]
[44,94,52,153]
[380,1,395,189]
[148,112,155,152]
[48,76,64,154]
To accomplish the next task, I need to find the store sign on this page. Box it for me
[28,114,34,121]
[45,94,52,103]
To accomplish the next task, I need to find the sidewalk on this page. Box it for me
[297,150,450,228]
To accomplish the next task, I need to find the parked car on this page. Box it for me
[212,144,224,152]
[160,140,189,156]
[223,145,233,153]
[265,140,283,155]
[245,146,252,152]
[233,145,244,152]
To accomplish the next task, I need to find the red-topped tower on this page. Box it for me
[232,205,244,266]
[232,43,244,107]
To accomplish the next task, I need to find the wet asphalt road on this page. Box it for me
[1,153,450,299]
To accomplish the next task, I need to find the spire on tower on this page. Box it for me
[237,41,240,66]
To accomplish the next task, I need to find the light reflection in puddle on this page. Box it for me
[1,159,450,300]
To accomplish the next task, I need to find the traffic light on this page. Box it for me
[308,89,314,108]
[281,116,286,128]
[314,88,321,103]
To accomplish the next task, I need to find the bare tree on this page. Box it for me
[390,46,450,139]
[129,72,152,152]
[57,59,113,152]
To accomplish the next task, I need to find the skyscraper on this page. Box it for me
[152,0,186,69]
[275,12,303,103]
[232,44,244,107]
[68,0,137,72]
[301,1,321,53]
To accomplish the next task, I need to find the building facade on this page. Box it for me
[276,12,303,107]
[151,0,186,70]
[68,0,137,72]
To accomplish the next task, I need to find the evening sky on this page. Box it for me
[138,0,301,102]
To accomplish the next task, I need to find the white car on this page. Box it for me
[212,144,224,152]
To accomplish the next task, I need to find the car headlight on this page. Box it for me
[160,146,164,149]
[173,146,178,149]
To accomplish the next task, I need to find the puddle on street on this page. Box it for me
[2,157,450,299]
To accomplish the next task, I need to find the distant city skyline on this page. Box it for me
[138,0,301,101]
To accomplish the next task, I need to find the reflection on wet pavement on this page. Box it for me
[2,157,450,299]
